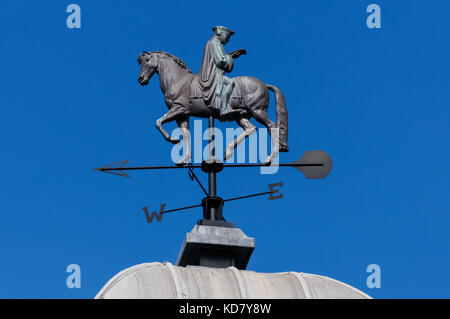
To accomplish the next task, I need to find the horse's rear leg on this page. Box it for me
[176,118,191,165]
[252,110,279,164]
[224,117,256,160]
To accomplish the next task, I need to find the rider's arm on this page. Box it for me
[212,39,234,73]
[230,49,247,59]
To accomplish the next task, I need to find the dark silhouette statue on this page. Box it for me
[137,27,288,165]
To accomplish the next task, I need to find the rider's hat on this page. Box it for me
[212,26,235,36]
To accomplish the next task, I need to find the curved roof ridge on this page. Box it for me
[227,266,248,299]
[95,262,164,299]
[288,272,312,299]
[304,273,372,299]
[95,263,372,299]
[164,261,186,299]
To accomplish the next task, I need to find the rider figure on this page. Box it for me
[198,26,246,119]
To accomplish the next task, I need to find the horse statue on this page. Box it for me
[137,51,288,165]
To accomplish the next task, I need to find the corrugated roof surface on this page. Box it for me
[95,262,371,299]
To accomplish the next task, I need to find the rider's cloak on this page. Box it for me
[198,36,234,106]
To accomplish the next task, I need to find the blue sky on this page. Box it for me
[1,0,449,298]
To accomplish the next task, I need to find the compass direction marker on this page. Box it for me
[142,183,283,223]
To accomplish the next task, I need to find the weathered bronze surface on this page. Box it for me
[137,27,288,165]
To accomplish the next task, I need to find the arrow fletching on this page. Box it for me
[94,160,130,178]
[292,151,332,179]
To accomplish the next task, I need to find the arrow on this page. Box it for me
[94,151,332,179]
[94,159,130,177]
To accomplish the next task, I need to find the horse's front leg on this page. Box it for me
[155,105,185,144]
[176,118,191,165]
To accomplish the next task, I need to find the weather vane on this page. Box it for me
[95,26,332,226]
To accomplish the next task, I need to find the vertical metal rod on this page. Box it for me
[208,116,217,220]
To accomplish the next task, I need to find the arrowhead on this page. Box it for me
[94,160,130,178]
[291,151,332,179]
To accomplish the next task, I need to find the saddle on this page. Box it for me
[189,75,243,109]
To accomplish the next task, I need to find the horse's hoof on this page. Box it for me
[176,159,187,166]
[169,138,181,144]
[224,149,233,160]
[176,155,191,166]
[262,157,272,166]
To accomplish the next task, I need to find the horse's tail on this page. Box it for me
[267,84,288,152]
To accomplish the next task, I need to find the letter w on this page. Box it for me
[142,204,166,223]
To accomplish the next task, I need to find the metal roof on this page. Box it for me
[95,262,371,299]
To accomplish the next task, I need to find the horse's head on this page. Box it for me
[137,52,157,86]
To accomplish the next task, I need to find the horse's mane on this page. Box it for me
[140,51,193,74]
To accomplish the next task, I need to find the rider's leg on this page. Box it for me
[220,78,235,117]
[214,76,224,112]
